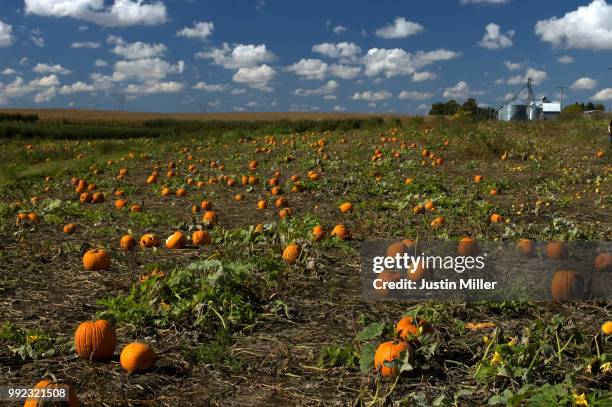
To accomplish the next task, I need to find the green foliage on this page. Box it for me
[318,343,358,368]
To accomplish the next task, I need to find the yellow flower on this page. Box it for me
[159,301,171,311]
[573,392,588,406]
[490,351,503,365]
[601,362,611,374]
[483,336,490,345]
[28,335,40,343]
[507,337,517,347]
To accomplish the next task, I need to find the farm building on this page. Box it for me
[497,79,561,121]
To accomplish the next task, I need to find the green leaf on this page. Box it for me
[355,322,385,342]
[359,342,376,373]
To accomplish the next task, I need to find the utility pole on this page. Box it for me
[555,86,567,111]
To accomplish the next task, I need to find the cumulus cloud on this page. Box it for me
[375,17,424,39]
[535,0,612,50]
[197,43,276,69]
[0,75,61,103]
[125,81,183,94]
[33,63,71,75]
[70,41,100,48]
[177,21,214,40]
[570,77,597,91]
[333,105,347,111]
[24,0,168,27]
[108,35,167,59]
[2,68,18,75]
[362,48,459,78]
[286,59,328,80]
[442,81,484,100]
[411,71,437,82]
[59,81,96,94]
[193,81,229,92]
[557,55,574,64]
[294,80,338,96]
[507,68,548,85]
[504,61,523,70]
[398,90,434,100]
[312,42,361,63]
[232,64,276,91]
[94,59,108,67]
[592,88,612,101]
[231,88,246,95]
[329,64,361,80]
[333,25,347,34]
[478,23,514,49]
[351,90,391,101]
[112,58,184,82]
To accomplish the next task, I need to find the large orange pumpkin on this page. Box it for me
[24,379,79,407]
[82,249,110,271]
[120,342,156,373]
[191,230,211,245]
[374,341,413,377]
[547,241,568,260]
[166,231,185,249]
[282,243,301,264]
[74,320,116,361]
[551,270,584,301]
[457,237,479,256]
[395,316,433,340]
[120,235,135,250]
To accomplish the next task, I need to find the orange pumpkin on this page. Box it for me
[82,249,111,271]
[395,316,433,340]
[282,243,301,264]
[457,237,479,256]
[201,200,213,211]
[191,230,211,245]
[176,188,187,197]
[551,270,584,301]
[115,199,128,209]
[339,202,353,213]
[257,200,267,209]
[547,241,568,260]
[374,341,413,377]
[120,342,156,373]
[202,211,218,225]
[130,204,142,213]
[120,235,135,250]
[63,223,77,234]
[490,214,502,223]
[166,231,186,249]
[312,225,326,242]
[140,234,160,248]
[24,380,79,407]
[74,320,116,361]
[516,239,535,256]
[330,224,351,240]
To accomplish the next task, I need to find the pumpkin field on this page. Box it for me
[0,115,611,406]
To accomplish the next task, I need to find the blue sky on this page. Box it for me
[0,0,610,113]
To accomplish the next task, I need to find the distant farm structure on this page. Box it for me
[497,78,561,121]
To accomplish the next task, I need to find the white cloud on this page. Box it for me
[478,23,514,49]
[418,103,429,110]
[78,25,88,31]
[412,71,437,82]
[59,81,96,94]
[333,105,347,111]
[94,59,108,67]
[570,77,597,91]
[0,75,61,103]
[324,95,337,100]
[398,90,434,100]
[112,58,184,82]
[177,21,214,40]
[592,88,612,101]
[24,0,168,27]
[535,0,612,50]
[351,90,391,101]
[460,0,509,4]
[33,63,71,75]
[312,42,361,62]
[193,81,229,92]
[19,57,29,67]
[504,60,523,70]
[362,48,459,78]
[286,59,328,80]
[375,17,424,39]
[125,81,183,94]
[34,87,56,103]
[70,41,100,48]
[108,35,167,59]
[294,80,338,96]
[2,68,17,75]
[507,68,548,85]
[232,64,276,91]
[329,64,361,80]
[442,81,484,100]
[30,34,45,47]
[230,88,246,95]
[557,55,574,64]
[333,25,347,34]
[197,43,276,69]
